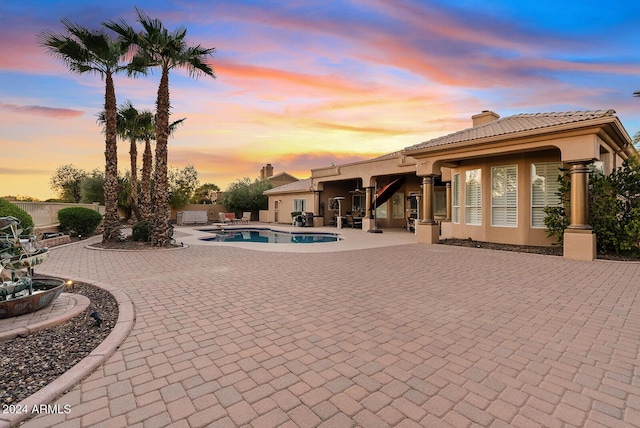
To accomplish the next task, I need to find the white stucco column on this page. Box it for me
[365,187,373,219]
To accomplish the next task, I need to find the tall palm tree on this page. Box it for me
[136,112,186,222]
[105,8,215,246]
[98,100,145,222]
[40,19,141,242]
[117,101,144,222]
[136,110,155,222]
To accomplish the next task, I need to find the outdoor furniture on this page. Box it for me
[241,212,251,224]
[406,217,415,232]
[219,212,229,224]
[177,210,208,225]
[345,214,355,228]
[224,213,240,224]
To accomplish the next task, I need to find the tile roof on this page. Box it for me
[263,178,312,194]
[404,109,617,152]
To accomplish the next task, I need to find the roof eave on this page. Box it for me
[402,116,623,157]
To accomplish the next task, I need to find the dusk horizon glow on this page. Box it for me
[1,0,639,200]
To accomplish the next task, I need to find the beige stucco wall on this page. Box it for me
[266,192,315,224]
[440,150,560,246]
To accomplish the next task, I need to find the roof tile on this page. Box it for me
[404,110,616,152]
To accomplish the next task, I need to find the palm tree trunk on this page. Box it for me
[140,138,153,222]
[102,72,121,242]
[129,138,141,222]
[151,69,171,246]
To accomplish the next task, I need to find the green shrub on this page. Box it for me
[544,158,640,255]
[0,199,34,233]
[57,207,102,237]
[132,220,151,242]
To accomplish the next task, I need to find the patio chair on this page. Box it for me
[219,212,229,224]
[224,213,239,224]
[345,214,355,228]
[241,212,251,224]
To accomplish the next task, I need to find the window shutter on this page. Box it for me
[531,163,561,228]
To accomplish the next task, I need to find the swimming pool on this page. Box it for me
[199,228,341,244]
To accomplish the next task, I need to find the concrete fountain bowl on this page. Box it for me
[0,277,66,319]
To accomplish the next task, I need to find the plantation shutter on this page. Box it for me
[452,173,460,223]
[491,165,517,227]
[465,169,482,225]
[531,163,562,227]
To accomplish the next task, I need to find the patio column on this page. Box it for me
[365,186,373,219]
[568,162,592,230]
[563,161,596,261]
[417,175,439,244]
[421,176,435,224]
[445,182,452,221]
[313,191,320,216]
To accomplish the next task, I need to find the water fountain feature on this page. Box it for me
[0,216,65,318]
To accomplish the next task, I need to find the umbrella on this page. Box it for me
[370,177,406,211]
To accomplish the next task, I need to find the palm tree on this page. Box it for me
[98,100,145,222]
[39,19,141,242]
[136,112,186,222]
[105,8,215,246]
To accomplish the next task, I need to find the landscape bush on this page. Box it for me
[0,199,35,232]
[544,158,640,255]
[132,220,151,242]
[57,207,103,237]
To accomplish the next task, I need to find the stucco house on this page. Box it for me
[264,110,637,260]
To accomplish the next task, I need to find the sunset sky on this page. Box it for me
[2,0,640,200]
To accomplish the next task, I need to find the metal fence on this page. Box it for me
[10,202,105,227]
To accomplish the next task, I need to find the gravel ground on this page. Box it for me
[440,238,564,255]
[0,281,118,406]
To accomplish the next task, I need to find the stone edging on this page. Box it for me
[0,294,90,342]
[0,275,135,428]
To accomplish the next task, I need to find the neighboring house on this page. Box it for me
[264,110,637,260]
[268,172,299,188]
[263,178,314,224]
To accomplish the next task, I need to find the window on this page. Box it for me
[293,198,306,212]
[375,201,387,219]
[352,194,365,213]
[392,192,404,219]
[434,190,446,217]
[491,165,517,227]
[531,162,562,228]
[465,169,482,225]
[452,173,460,223]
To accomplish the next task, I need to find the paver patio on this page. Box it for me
[14,228,640,426]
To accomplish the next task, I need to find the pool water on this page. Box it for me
[199,228,340,244]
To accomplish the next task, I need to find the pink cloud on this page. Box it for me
[0,102,84,118]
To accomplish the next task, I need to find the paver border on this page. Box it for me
[0,275,135,428]
[0,293,90,342]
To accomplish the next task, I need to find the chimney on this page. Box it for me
[472,110,500,127]
[260,164,274,179]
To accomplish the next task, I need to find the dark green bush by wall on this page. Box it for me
[57,207,103,237]
[0,199,34,232]
[132,220,151,242]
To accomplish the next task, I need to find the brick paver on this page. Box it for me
[12,230,640,427]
